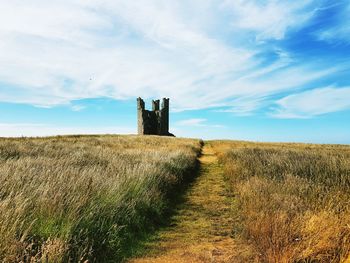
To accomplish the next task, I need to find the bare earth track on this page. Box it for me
[130,143,235,263]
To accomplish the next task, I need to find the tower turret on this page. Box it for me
[137,97,174,136]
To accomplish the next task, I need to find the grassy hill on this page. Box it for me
[0,136,349,262]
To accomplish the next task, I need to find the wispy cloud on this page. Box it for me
[272,86,350,118]
[0,0,344,117]
[222,0,318,40]
[0,123,134,137]
[317,2,350,43]
[176,119,207,126]
[176,118,224,128]
[71,105,86,112]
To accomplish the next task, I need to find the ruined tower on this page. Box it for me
[137,97,174,136]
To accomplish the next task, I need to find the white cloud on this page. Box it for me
[176,118,207,126]
[71,105,86,112]
[175,118,224,129]
[317,2,350,43]
[217,96,265,115]
[272,86,350,118]
[221,0,318,40]
[0,0,337,114]
[0,123,134,137]
[172,118,226,139]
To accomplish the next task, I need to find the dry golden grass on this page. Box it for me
[0,135,201,262]
[3,136,349,263]
[211,140,350,263]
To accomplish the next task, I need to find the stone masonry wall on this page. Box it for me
[137,97,174,136]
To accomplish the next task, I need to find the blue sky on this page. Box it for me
[0,0,349,143]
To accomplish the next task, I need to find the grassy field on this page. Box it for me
[0,135,202,262]
[212,141,350,262]
[2,136,350,263]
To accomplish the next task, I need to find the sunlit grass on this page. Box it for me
[0,135,201,262]
[212,141,350,263]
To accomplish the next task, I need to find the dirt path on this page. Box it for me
[129,143,235,263]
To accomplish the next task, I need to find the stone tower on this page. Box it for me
[137,97,174,136]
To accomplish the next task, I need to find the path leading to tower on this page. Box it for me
[129,143,236,263]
